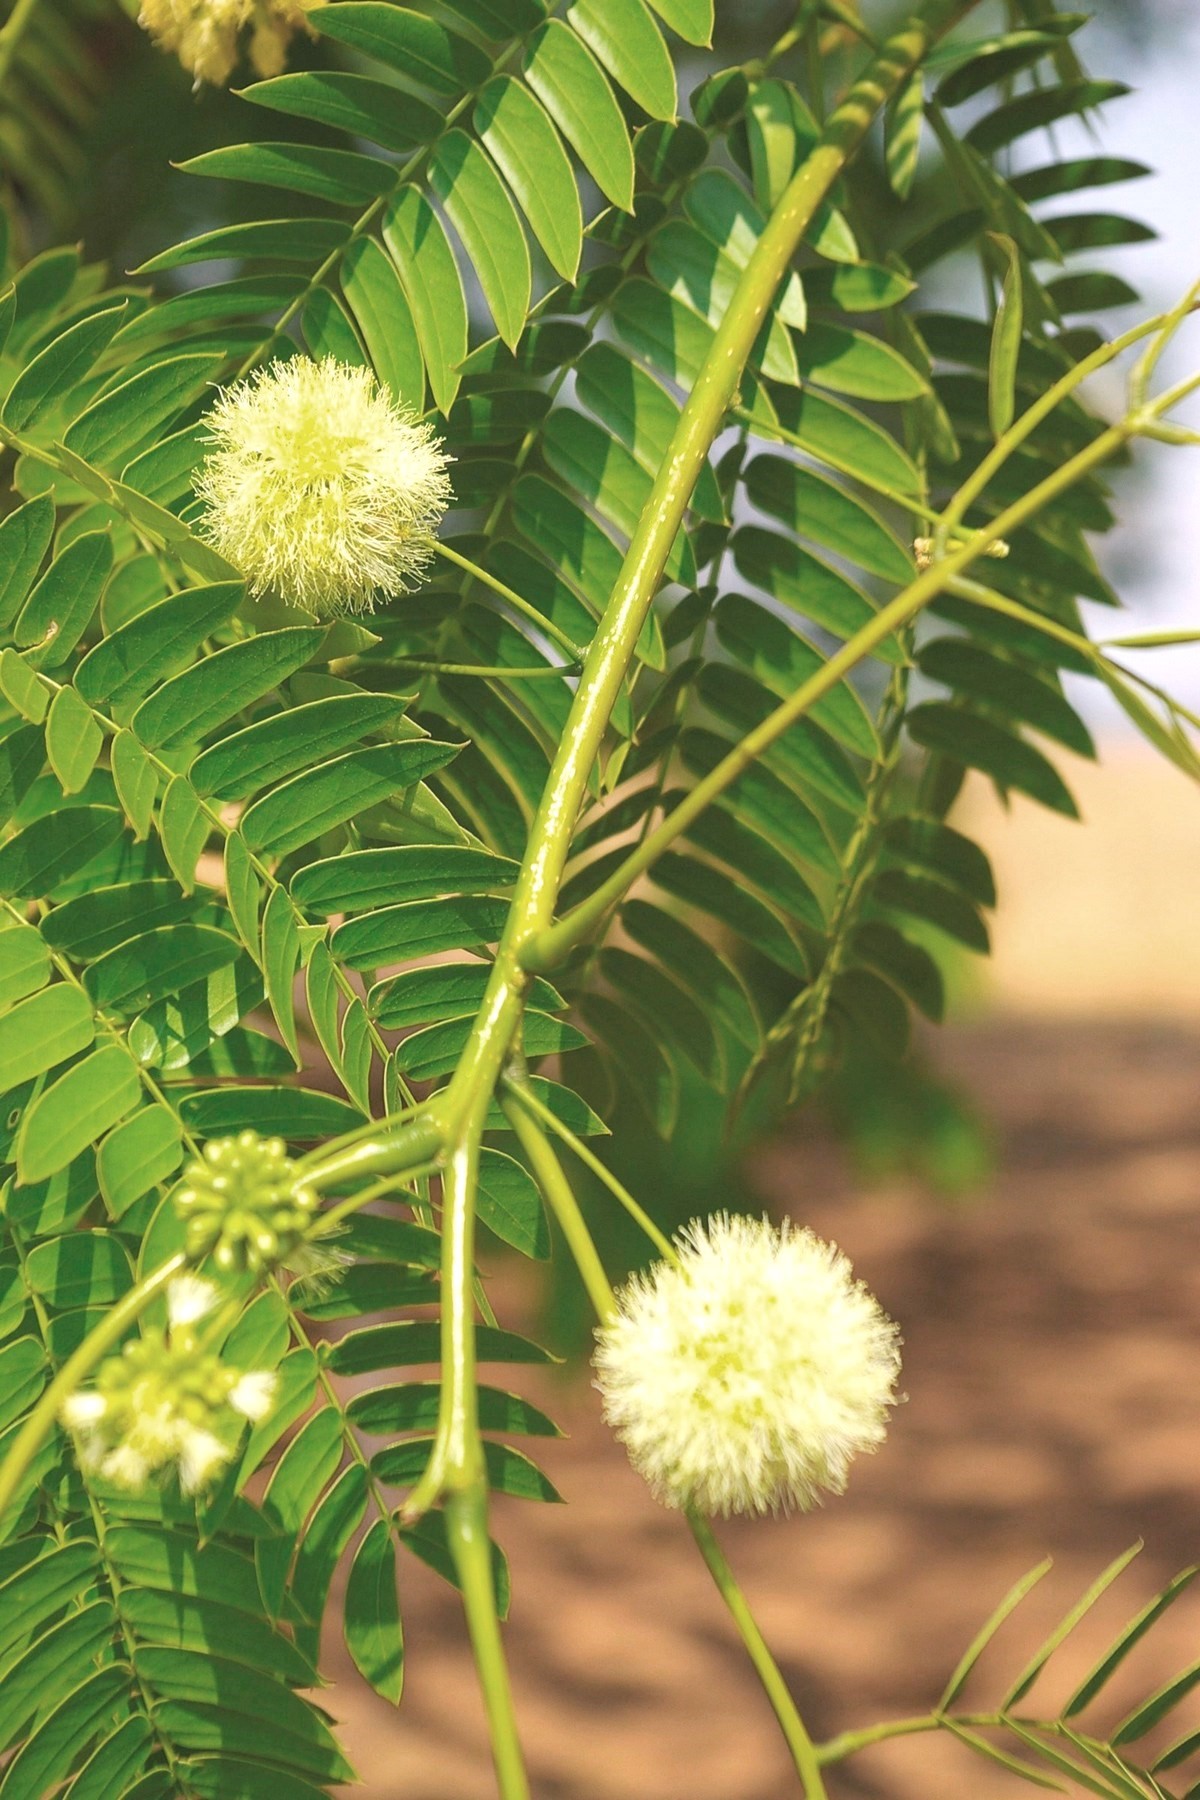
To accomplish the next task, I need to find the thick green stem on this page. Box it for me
[447,1485,530,1800]
[688,1513,829,1799]
[816,1713,946,1763]
[0,1252,187,1524]
[384,11,973,1789]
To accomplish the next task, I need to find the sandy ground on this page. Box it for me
[320,1013,1200,1800]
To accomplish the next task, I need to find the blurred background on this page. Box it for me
[5,0,1200,1792]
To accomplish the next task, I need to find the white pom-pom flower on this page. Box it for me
[193,355,452,617]
[593,1214,901,1518]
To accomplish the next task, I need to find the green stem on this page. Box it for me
[522,411,1138,972]
[936,306,1184,545]
[308,1161,442,1240]
[0,0,40,88]
[502,1092,616,1325]
[501,1077,676,1262]
[435,542,588,661]
[688,1512,829,1799]
[446,1485,530,1800]
[382,657,580,680]
[301,1112,445,1190]
[0,1251,187,1524]
[816,1713,946,1763]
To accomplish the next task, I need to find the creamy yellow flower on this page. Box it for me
[60,1278,277,1496]
[594,1214,901,1517]
[137,0,319,86]
[194,356,452,616]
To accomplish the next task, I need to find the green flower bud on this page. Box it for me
[173,1131,318,1274]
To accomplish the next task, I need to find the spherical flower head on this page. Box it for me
[60,1300,277,1497]
[173,1130,318,1274]
[594,1214,901,1518]
[138,0,319,87]
[193,355,453,616]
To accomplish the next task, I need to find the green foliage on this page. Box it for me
[0,0,1198,1794]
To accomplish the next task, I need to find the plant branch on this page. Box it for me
[523,358,1196,973]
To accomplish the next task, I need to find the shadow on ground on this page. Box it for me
[326,1017,1200,1799]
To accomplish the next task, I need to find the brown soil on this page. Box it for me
[323,1015,1200,1800]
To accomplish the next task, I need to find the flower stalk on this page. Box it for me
[510,1109,835,1798]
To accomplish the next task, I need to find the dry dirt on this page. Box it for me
[322,1014,1200,1800]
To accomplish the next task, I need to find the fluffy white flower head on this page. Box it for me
[194,356,453,616]
[594,1214,901,1518]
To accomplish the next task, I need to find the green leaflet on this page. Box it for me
[743,456,915,584]
[131,628,326,751]
[17,1047,142,1184]
[475,78,583,280]
[344,1520,404,1704]
[75,582,244,716]
[96,1107,183,1216]
[257,1408,345,1616]
[0,984,95,1087]
[238,71,443,155]
[291,1465,369,1667]
[348,1382,561,1439]
[15,530,111,667]
[371,1437,562,1503]
[293,844,517,914]
[61,355,221,469]
[340,237,424,409]
[566,0,676,122]
[0,496,55,628]
[45,687,102,794]
[178,141,395,206]
[0,922,50,1011]
[1,303,128,434]
[382,188,469,415]
[331,894,510,969]
[524,19,635,211]
[84,924,241,1013]
[431,131,532,350]
[326,1320,556,1378]
[0,806,125,900]
[308,3,490,93]
[239,740,461,856]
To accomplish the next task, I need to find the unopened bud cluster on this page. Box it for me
[61,1277,276,1495]
[174,1131,317,1273]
